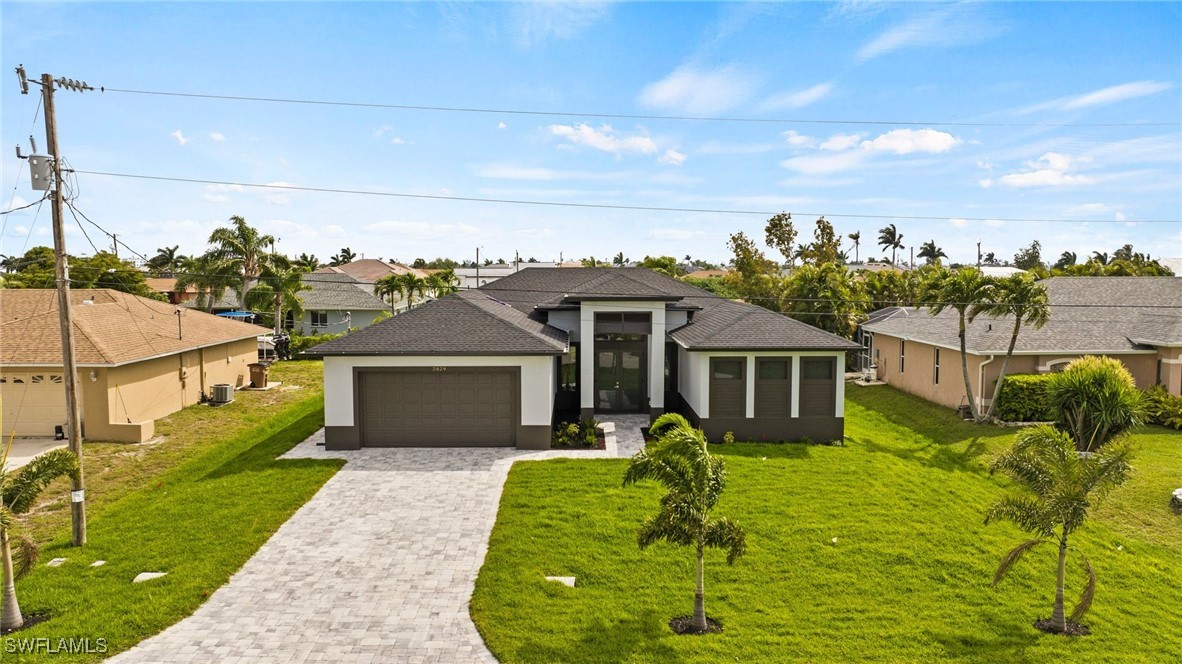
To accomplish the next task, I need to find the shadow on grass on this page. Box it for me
[200,408,331,481]
[928,610,1043,662]
[845,386,1011,447]
[716,442,814,460]
[855,435,991,473]
[510,608,685,664]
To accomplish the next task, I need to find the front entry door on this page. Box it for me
[596,344,646,412]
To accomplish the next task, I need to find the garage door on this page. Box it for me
[359,369,517,447]
[2,371,67,437]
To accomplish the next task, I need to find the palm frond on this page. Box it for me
[649,413,693,438]
[636,508,694,550]
[10,532,39,580]
[1069,552,1096,623]
[984,496,1055,538]
[3,448,80,514]
[991,537,1044,586]
[704,517,748,564]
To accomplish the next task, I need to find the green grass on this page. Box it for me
[471,385,1182,662]
[6,361,342,662]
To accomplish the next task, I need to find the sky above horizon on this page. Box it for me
[2,1,1180,268]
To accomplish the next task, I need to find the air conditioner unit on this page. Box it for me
[211,383,234,405]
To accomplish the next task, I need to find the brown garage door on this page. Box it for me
[359,368,517,447]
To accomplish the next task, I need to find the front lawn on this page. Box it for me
[5,361,342,662]
[471,386,1182,662]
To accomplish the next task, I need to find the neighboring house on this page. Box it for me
[1,289,268,442]
[312,259,427,282]
[848,261,904,273]
[290,272,393,335]
[1159,257,1182,276]
[453,261,563,289]
[860,277,1182,412]
[979,266,1026,278]
[179,287,244,316]
[144,277,197,304]
[685,269,730,279]
[310,267,860,450]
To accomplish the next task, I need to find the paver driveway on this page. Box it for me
[112,416,648,664]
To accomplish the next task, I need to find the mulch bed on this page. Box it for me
[1033,618,1090,636]
[669,615,723,635]
[1,612,51,635]
[550,431,607,451]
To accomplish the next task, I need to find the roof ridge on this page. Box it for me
[460,293,566,349]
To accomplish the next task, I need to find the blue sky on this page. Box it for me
[3,1,1180,267]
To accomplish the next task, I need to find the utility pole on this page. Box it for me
[475,247,480,288]
[909,246,914,271]
[976,241,982,270]
[111,233,118,257]
[21,68,90,546]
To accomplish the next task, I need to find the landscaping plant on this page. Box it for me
[1144,385,1182,430]
[986,424,1134,635]
[1,445,80,632]
[1044,356,1146,452]
[623,414,747,634]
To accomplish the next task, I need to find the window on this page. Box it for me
[30,375,44,384]
[934,348,940,385]
[664,342,678,393]
[799,358,836,418]
[802,359,833,380]
[709,358,746,418]
[713,359,744,380]
[50,374,63,384]
[560,344,579,393]
[311,311,328,328]
[594,312,650,336]
[899,340,906,373]
[755,358,791,418]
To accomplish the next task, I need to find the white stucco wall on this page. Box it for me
[665,310,689,332]
[577,301,669,410]
[546,310,580,339]
[675,349,846,419]
[324,355,557,428]
[296,309,386,336]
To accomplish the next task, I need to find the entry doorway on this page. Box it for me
[595,343,646,412]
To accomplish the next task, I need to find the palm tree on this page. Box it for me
[373,272,430,313]
[917,240,947,266]
[207,216,275,300]
[1090,251,1109,266]
[2,446,80,631]
[623,414,747,634]
[244,257,310,334]
[847,231,861,263]
[174,253,239,312]
[983,252,998,266]
[426,269,460,298]
[372,274,404,314]
[877,224,904,266]
[1053,251,1078,270]
[986,424,1134,634]
[329,247,357,267]
[970,274,1050,420]
[781,262,868,339]
[146,245,186,277]
[923,267,994,421]
[1044,356,1146,452]
[613,252,629,267]
[293,253,321,272]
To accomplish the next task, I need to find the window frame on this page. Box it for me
[899,339,906,374]
[934,348,940,385]
[311,311,329,328]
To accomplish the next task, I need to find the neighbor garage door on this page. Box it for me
[358,368,517,447]
[2,371,67,437]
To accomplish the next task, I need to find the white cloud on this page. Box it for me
[262,181,294,205]
[781,150,868,175]
[855,6,1003,61]
[373,125,392,138]
[782,130,813,147]
[658,149,687,166]
[6,195,29,211]
[362,220,480,240]
[548,123,658,156]
[649,228,707,241]
[206,183,244,193]
[515,228,555,239]
[202,194,229,203]
[1019,81,1173,114]
[472,163,634,181]
[170,130,189,145]
[8,225,29,237]
[510,1,611,47]
[983,219,1005,228]
[758,82,834,111]
[391,137,407,145]
[994,152,1096,188]
[638,65,759,115]
[497,122,507,129]
[209,131,225,142]
[820,133,865,151]
[949,218,968,228]
[321,224,346,237]
[859,128,961,155]
[778,176,861,189]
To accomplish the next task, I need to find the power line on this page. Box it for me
[69,169,1182,225]
[0,194,50,216]
[99,86,1182,128]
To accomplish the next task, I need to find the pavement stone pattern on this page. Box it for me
[112,414,652,664]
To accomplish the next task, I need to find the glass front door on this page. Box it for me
[595,344,646,412]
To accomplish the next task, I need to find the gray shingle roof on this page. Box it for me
[299,273,391,311]
[308,290,568,356]
[862,277,1182,353]
[668,298,862,350]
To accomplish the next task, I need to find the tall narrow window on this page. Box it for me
[934,348,940,385]
[900,340,906,374]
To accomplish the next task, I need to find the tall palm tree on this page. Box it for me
[426,269,460,297]
[1053,251,1078,270]
[847,231,861,263]
[877,224,904,265]
[1044,356,1146,452]
[924,267,994,421]
[986,424,1134,634]
[917,240,948,266]
[174,253,239,312]
[2,446,80,631]
[329,247,357,267]
[245,257,310,334]
[147,245,187,277]
[1090,251,1109,266]
[612,252,629,267]
[293,253,321,272]
[623,414,747,634]
[207,216,275,300]
[372,274,404,314]
[971,274,1050,420]
[373,272,430,313]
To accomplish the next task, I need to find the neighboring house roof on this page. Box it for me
[310,290,568,356]
[861,277,1182,354]
[979,266,1026,277]
[179,287,242,311]
[1158,257,1182,276]
[300,273,392,312]
[312,259,427,282]
[685,269,729,279]
[848,262,902,273]
[0,289,268,367]
[144,277,193,293]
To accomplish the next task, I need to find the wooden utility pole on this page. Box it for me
[40,71,88,546]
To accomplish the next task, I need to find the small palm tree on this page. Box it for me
[877,224,904,266]
[612,252,629,267]
[1090,251,1109,266]
[293,253,321,272]
[426,269,460,297]
[986,424,1134,634]
[923,268,994,421]
[2,446,81,631]
[244,257,310,334]
[1044,356,1146,452]
[623,413,747,634]
[970,274,1051,420]
[329,247,357,266]
[372,274,403,314]
[146,245,186,277]
[847,231,861,263]
[917,240,948,265]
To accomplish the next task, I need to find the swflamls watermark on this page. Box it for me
[4,637,108,654]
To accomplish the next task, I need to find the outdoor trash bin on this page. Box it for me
[249,362,270,388]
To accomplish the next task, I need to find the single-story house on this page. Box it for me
[309,267,860,450]
[860,277,1182,411]
[288,272,394,335]
[312,259,426,282]
[1,289,268,442]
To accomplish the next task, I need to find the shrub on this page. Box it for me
[290,331,347,355]
[1045,356,1146,452]
[1145,385,1182,430]
[580,418,600,446]
[996,373,1054,422]
[722,431,736,445]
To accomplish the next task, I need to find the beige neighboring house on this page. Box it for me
[1,289,268,442]
[312,259,427,282]
[860,277,1182,412]
[685,268,730,279]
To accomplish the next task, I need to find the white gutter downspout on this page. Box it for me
[978,354,996,413]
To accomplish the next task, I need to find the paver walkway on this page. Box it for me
[112,415,650,663]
